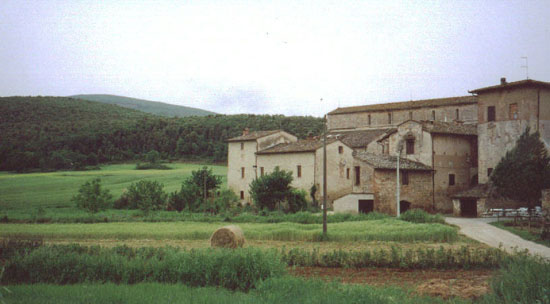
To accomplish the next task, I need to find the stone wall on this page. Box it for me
[432,134,476,212]
[333,193,375,213]
[257,152,316,195]
[227,141,259,203]
[327,103,477,131]
[477,87,549,184]
[372,169,433,215]
[314,141,355,206]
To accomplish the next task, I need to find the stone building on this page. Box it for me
[227,129,296,202]
[227,78,550,216]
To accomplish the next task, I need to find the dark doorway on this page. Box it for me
[460,199,477,217]
[358,200,374,214]
[400,201,411,214]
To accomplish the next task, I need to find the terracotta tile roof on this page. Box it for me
[469,79,550,94]
[421,121,477,136]
[328,128,394,148]
[452,184,490,198]
[227,130,283,142]
[328,96,477,115]
[353,151,432,171]
[256,138,338,154]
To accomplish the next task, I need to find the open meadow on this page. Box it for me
[0,163,227,211]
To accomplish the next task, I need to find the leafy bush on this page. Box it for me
[168,166,224,213]
[286,189,308,213]
[135,162,171,170]
[250,167,293,211]
[399,209,444,224]
[115,180,167,213]
[1,245,286,291]
[71,178,113,213]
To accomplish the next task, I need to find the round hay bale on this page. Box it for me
[210,225,245,248]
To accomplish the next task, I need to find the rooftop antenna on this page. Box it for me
[521,56,529,79]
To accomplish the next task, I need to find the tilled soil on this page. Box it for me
[289,267,494,300]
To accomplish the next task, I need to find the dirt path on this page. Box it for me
[445,217,550,259]
[290,267,494,300]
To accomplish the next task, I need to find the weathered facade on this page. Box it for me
[227,78,550,216]
[227,130,296,203]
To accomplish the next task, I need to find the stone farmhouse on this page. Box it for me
[227,78,550,217]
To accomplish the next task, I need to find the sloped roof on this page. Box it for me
[353,151,432,171]
[452,184,490,199]
[256,138,339,154]
[328,96,477,115]
[328,128,394,148]
[421,121,477,136]
[227,130,283,142]
[469,79,550,94]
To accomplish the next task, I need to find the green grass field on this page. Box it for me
[0,219,457,242]
[0,163,227,211]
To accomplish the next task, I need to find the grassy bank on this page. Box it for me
[490,221,550,248]
[0,163,227,210]
[0,219,458,242]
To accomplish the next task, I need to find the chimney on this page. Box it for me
[500,77,507,85]
[242,128,249,136]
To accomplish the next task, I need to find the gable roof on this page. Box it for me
[256,138,341,155]
[353,151,432,171]
[421,121,477,136]
[328,96,477,115]
[469,79,550,94]
[227,130,283,142]
[328,128,394,148]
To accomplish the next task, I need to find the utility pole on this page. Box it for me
[323,113,328,236]
[396,143,403,217]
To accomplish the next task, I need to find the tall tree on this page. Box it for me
[491,127,550,209]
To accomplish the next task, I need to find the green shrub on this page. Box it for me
[249,166,293,211]
[135,163,171,170]
[115,180,167,213]
[71,178,113,213]
[399,209,444,224]
[1,245,286,291]
[286,189,308,213]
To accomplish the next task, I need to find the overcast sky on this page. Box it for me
[1,0,549,117]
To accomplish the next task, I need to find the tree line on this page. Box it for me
[0,96,324,171]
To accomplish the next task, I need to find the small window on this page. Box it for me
[449,174,455,186]
[240,191,244,200]
[354,166,361,186]
[456,109,459,120]
[368,114,371,125]
[297,165,302,178]
[431,110,436,121]
[388,113,392,124]
[401,171,409,185]
[487,168,493,177]
[240,142,244,150]
[509,103,518,120]
[241,167,245,178]
[338,146,343,154]
[487,106,495,122]
[409,111,413,120]
[346,168,350,179]
[383,142,389,155]
[260,167,264,176]
[406,139,414,155]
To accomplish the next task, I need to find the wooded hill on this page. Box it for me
[71,94,216,117]
[0,96,324,171]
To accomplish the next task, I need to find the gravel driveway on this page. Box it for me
[445,217,550,259]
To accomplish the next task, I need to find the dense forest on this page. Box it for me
[0,96,324,171]
[71,94,216,117]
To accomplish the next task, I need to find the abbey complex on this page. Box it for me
[227,78,550,217]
